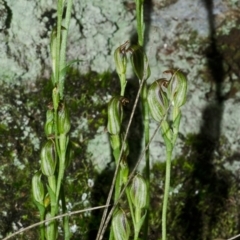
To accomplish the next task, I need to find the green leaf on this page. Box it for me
[59,59,83,84]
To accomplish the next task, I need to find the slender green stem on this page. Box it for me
[134,208,142,240]
[135,0,144,46]
[59,0,73,99]
[49,209,57,240]
[110,135,122,202]
[141,82,150,239]
[46,182,58,240]
[114,168,122,202]
[109,136,124,240]
[55,0,64,85]
[119,74,127,97]
[172,107,181,146]
[53,109,61,203]
[61,185,71,240]
[161,108,181,240]
[136,0,149,237]
[56,153,66,201]
[39,209,45,240]
[126,187,135,226]
[48,175,57,195]
[141,83,149,175]
[161,146,172,240]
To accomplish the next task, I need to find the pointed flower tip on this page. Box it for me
[147,79,169,122]
[57,102,71,134]
[166,69,188,108]
[114,41,129,76]
[130,44,150,80]
[107,96,125,135]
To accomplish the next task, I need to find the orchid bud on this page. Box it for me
[44,109,54,137]
[41,140,56,176]
[112,208,130,240]
[129,174,147,209]
[130,44,150,81]
[114,41,128,77]
[107,96,123,135]
[114,42,129,96]
[165,69,187,108]
[57,103,70,135]
[32,172,44,205]
[147,79,169,122]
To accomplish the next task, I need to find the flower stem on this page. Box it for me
[141,82,150,239]
[135,0,144,46]
[162,146,172,240]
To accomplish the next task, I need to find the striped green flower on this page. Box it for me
[130,44,150,81]
[129,174,147,209]
[32,172,45,205]
[165,69,187,108]
[112,208,130,240]
[41,140,56,177]
[57,102,70,135]
[107,96,123,135]
[44,109,54,137]
[147,79,169,122]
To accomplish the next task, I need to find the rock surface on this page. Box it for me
[1,0,240,171]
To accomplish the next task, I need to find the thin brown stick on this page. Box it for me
[3,205,109,240]
[227,233,240,240]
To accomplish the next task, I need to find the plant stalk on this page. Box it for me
[161,146,172,240]
[141,82,150,239]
